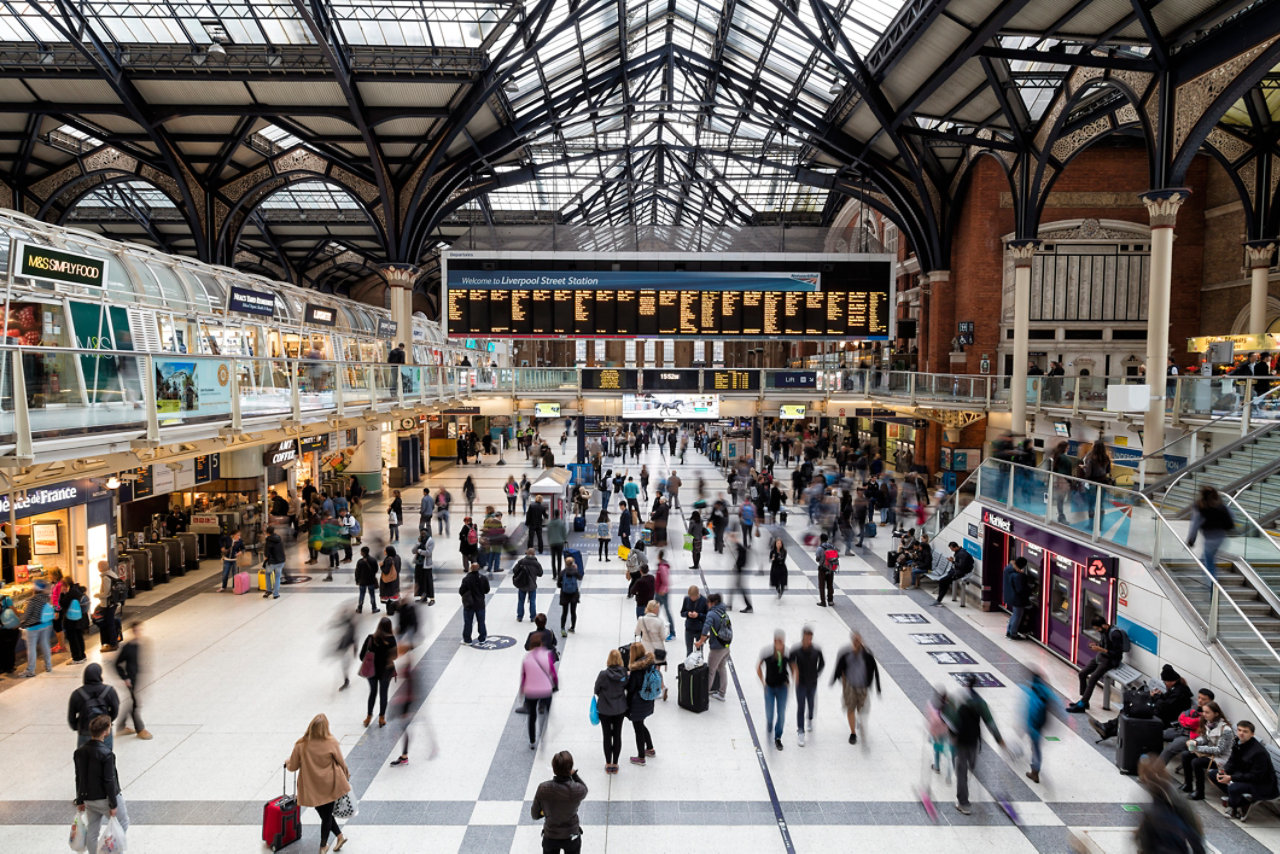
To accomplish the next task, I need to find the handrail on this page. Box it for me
[976,457,1280,721]
[1147,419,1280,505]
[1143,380,1280,462]
[1216,491,1280,619]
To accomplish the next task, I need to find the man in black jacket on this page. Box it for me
[1003,557,1031,639]
[933,543,974,607]
[354,546,380,614]
[831,633,880,745]
[532,750,588,852]
[68,663,119,749]
[262,525,286,599]
[526,495,548,553]
[75,714,129,847]
[460,562,491,645]
[1215,720,1279,819]
[113,622,151,741]
[1068,616,1126,712]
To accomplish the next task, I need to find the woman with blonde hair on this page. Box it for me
[284,714,351,853]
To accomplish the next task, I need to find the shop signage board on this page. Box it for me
[227,285,276,317]
[299,434,330,453]
[68,301,136,401]
[154,357,232,422]
[304,303,337,326]
[263,440,298,466]
[32,523,60,555]
[193,454,219,484]
[12,241,107,288]
[377,318,398,339]
[189,513,221,534]
[0,478,111,518]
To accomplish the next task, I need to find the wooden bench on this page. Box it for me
[1100,663,1146,711]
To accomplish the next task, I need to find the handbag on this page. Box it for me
[682,533,694,552]
[333,791,359,820]
[358,644,376,678]
[236,551,254,568]
[589,696,600,726]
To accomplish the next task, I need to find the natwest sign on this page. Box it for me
[981,509,1013,533]
[263,440,298,466]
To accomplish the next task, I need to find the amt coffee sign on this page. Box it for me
[263,440,298,466]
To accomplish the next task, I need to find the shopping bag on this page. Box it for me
[684,649,705,669]
[69,811,89,853]
[616,544,631,561]
[333,792,359,820]
[589,696,600,726]
[236,551,254,569]
[682,533,694,552]
[96,816,126,854]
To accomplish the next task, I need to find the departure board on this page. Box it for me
[443,254,893,339]
[704,369,760,391]
[582,368,639,390]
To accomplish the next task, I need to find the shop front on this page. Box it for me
[0,478,115,614]
[980,507,1119,665]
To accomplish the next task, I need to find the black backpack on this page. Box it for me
[82,685,113,724]
[110,578,129,606]
[1123,685,1155,719]
[512,561,531,589]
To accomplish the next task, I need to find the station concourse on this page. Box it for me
[2,2,1280,853]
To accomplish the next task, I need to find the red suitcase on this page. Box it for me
[263,770,302,851]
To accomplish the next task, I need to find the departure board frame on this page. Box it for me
[442,251,894,340]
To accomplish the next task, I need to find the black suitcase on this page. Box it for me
[1115,713,1164,774]
[678,662,709,713]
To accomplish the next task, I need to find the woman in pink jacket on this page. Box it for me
[521,644,558,748]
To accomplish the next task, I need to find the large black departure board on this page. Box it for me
[443,253,893,339]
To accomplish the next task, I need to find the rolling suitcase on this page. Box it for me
[263,770,302,852]
[1115,713,1164,775]
[863,522,877,539]
[233,572,253,595]
[678,661,709,713]
[573,515,586,533]
[563,547,585,576]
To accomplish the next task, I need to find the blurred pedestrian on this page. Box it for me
[460,562,490,645]
[1022,670,1052,783]
[354,546,379,613]
[831,632,880,745]
[947,674,1005,815]
[359,616,398,728]
[113,621,152,740]
[757,630,789,751]
[1136,755,1204,853]
[788,626,824,746]
[520,637,558,749]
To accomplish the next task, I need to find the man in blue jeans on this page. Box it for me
[512,549,543,622]
[756,630,790,751]
[219,529,243,590]
[1003,557,1030,639]
[788,626,825,747]
[262,526,286,600]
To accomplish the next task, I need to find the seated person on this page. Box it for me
[1092,665,1190,742]
[909,535,935,588]
[1066,617,1125,712]
[1159,687,1214,764]
[1213,720,1278,819]
[1178,701,1233,801]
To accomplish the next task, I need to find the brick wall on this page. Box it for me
[929,141,1208,369]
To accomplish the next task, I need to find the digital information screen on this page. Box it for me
[779,404,807,419]
[704,369,760,391]
[534,402,561,418]
[623,393,720,420]
[644,369,700,391]
[581,368,639,390]
[443,253,892,340]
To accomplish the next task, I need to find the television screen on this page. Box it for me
[534,402,561,418]
[622,393,720,420]
[1053,421,1070,438]
[779,405,807,419]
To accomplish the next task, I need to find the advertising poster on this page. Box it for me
[622,393,720,420]
[155,357,232,421]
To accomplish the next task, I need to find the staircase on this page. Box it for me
[1151,422,1280,518]
[1163,558,1280,700]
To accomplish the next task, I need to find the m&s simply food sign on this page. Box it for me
[13,241,107,288]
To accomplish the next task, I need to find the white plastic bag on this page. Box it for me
[333,791,359,820]
[96,816,126,854]
[68,811,89,853]
[684,650,705,669]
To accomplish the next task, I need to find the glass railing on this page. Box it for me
[972,457,1280,717]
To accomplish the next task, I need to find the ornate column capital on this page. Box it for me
[926,269,951,284]
[1138,188,1191,228]
[1244,240,1277,269]
[1006,239,1042,268]
[379,263,421,289]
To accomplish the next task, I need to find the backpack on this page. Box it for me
[1111,627,1130,655]
[823,548,840,573]
[561,566,580,595]
[78,593,92,628]
[512,561,531,589]
[81,685,114,724]
[0,600,16,629]
[710,610,733,646]
[467,526,478,546]
[1026,682,1050,731]
[66,596,83,622]
[640,666,663,701]
[110,578,127,606]
[1123,684,1155,719]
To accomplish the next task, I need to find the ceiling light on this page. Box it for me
[829,80,844,95]
[104,476,121,490]
[504,80,520,93]
[206,42,227,60]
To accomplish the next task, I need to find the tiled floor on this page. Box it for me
[2,438,1277,853]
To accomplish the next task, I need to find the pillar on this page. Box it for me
[605,340,626,367]
[347,424,383,496]
[674,340,694,367]
[924,269,950,374]
[381,264,420,363]
[1140,189,1191,477]
[1007,241,1040,435]
[1245,241,1276,336]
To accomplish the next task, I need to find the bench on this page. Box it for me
[913,551,980,607]
[1100,663,1146,711]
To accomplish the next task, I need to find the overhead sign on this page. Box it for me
[982,509,1013,533]
[582,368,638,391]
[534,402,561,418]
[771,371,817,389]
[189,513,221,534]
[194,454,219,484]
[1187,332,1280,353]
[643,369,700,391]
[299,434,330,454]
[304,303,337,326]
[1086,553,1117,580]
[377,318,398,339]
[13,241,107,288]
[0,478,111,518]
[228,286,276,317]
[779,404,807,419]
[263,439,298,466]
[704,369,759,391]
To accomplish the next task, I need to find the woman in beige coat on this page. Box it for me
[285,714,352,853]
